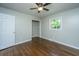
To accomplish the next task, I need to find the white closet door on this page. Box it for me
[32,21,40,37]
[0,13,15,50]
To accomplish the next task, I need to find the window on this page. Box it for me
[50,17,62,30]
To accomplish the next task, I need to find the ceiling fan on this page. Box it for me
[30,3,51,13]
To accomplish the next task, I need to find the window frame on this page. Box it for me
[49,16,62,30]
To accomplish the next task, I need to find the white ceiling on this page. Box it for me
[0,3,79,18]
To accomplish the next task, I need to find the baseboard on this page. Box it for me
[41,36,79,50]
[0,39,32,50]
[32,36,37,37]
[15,39,31,45]
[0,43,15,50]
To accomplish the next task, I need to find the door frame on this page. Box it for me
[32,20,41,38]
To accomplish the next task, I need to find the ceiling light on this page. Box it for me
[38,7,43,11]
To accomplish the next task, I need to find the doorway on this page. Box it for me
[32,20,40,38]
[0,13,15,50]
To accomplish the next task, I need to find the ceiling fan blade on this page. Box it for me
[36,3,40,6]
[36,3,43,7]
[43,8,49,11]
[30,8,37,10]
[40,3,43,6]
[38,11,40,13]
[43,3,51,6]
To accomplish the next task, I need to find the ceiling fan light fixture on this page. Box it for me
[30,3,51,13]
[38,7,43,11]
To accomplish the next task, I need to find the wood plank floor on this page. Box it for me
[0,37,79,56]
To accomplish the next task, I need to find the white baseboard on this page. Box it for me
[0,39,31,50]
[0,43,15,50]
[15,39,31,45]
[32,36,40,38]
[41,36,79,50]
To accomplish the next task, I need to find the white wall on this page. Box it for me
[0,7,39,44]
[1,6,79,49]
[41,8,79,49]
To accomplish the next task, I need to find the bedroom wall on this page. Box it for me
[0,7,39,44]
[41,8,79,49]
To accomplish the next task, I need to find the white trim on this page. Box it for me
[0,43,15,50]
[32,20,41,37]
[40,20,41,37]
[49,16,62,31]
[0,39,31,50]
[41,36,79,50]
[32,36,40,38]
[15,39,31,45]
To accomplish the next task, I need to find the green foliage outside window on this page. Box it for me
[51,19,61,29]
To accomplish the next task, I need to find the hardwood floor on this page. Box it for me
[0,37,79,56]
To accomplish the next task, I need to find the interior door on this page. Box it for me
[32,20,40,37]
[0,13,15,50]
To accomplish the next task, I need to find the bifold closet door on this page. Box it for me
[0,13,15,50]
[32,20,40,37]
